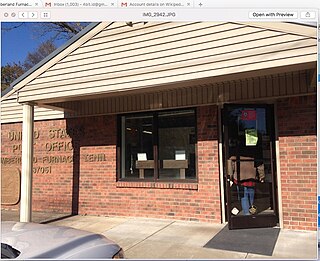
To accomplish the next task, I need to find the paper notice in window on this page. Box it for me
[245,129,258,146]
[175,150,186,160]
[137,153,147,161]
[231,207,239,215]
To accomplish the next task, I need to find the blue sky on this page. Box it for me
[1,22,67,65]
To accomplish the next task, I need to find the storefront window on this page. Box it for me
[158,110,196,180]
[120,109,196,181]
[121,114,154,179]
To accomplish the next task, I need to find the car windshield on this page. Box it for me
[1,243,21,259]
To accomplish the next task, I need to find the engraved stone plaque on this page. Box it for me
[1,167,20,205]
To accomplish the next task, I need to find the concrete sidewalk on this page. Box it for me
[49,215,317,259]
[1,211,317,259]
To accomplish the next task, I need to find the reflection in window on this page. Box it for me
[225,106,275,216]
[158,110,196,179]
[121,115,154,179]
[120,109,196,181]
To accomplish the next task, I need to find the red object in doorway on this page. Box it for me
[241,110,256,120]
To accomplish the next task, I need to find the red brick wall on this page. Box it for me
[77,106,221,222]
[2,97,317,230]
[1,120,75,213]
[277,95,317,231]
[1,106,222,223]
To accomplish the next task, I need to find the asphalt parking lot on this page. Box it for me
[2,211,317,259]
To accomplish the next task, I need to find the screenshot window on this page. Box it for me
[0,0,319,260]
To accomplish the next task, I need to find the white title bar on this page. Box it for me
[1,8,318,22]
[0,0,319,8]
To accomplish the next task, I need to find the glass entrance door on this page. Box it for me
[223,104,279,229]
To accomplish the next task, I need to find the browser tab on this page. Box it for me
[117,0,193,8]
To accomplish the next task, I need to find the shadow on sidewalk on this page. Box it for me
[1,209,74,224]
[41,214,74,224]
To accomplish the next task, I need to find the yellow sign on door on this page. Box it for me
[245,129,258,146]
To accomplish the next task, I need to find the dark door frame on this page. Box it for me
[221,103,279,230]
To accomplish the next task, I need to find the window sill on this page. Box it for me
[116,181,198,190]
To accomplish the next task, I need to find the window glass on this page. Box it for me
[225,106,275,217]
[158,110,196,180]
[121,114,154,179]
[120,109,196,181]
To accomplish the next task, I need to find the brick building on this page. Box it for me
[1,22,317,231]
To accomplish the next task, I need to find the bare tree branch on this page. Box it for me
[1,22,25,32]
[23,40,57,70]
